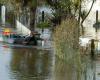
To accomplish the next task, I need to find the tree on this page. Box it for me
[0,0,38,30]
[51,0,96,79]
[46,0,95,33]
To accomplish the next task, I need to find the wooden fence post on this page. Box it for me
[91,39,95,59]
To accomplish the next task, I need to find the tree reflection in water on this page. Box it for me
[10,48,53,80]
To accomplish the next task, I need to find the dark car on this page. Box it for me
[23,35,43,46]
[11,34,25,44]
[23,36,38,45]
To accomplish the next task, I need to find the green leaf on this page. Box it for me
[37,22,50,29]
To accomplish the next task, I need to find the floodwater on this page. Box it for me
[0,33,97,80]
[0,32,98,80]
[0,39,97,80]
[0,42,96,80]
[0,26,99,80]
[0,43,55,80]
[80,18,100,80]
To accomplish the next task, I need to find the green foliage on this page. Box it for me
[6,12,15,24]
[47,0,80,15]
[37,22,50,29]
[47,0,95,26]
[46,0,80,25]
[0,0,37,10]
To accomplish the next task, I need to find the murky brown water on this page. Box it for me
[0,43,54,80]
[0,42,96,80]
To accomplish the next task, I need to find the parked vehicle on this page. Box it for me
[0,30,43,46]
[23,35,43,46]
[3,34,25,44]
[11,34,25,44]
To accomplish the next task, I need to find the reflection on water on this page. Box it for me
[54,57,76,80]
[10,48,53,80]
[0,44,54,80]
[54,55,95,80]
[0,44,12,80]
[0,42,96,80]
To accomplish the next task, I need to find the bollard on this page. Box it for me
[42,40,44,47]
[42,39,47,47]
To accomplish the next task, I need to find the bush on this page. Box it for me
[53,17,83,80]
[37,22,50,29]
[54,17,79,60]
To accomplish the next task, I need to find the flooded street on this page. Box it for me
[0,4,100,80]
[0,43,55,80]
[0,26,99,80]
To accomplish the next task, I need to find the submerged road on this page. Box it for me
[0,43,54,80]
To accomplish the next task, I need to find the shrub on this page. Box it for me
[53,17,83,80]
[37,22,50,29]
[53,17,79,60]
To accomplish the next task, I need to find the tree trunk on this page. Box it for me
[78,0,81,37]
[29,7,37,31]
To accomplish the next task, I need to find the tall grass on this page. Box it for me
[53,17,79,61]
[53,17,86,80]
